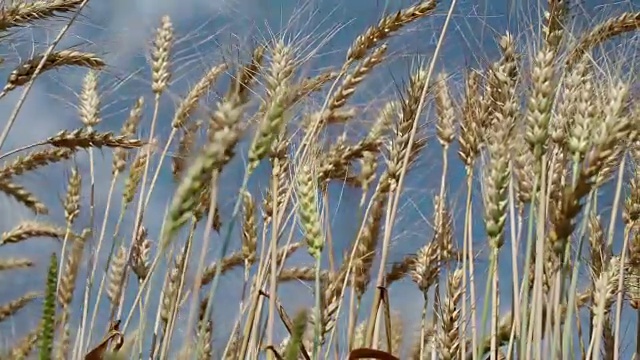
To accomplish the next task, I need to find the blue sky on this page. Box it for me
[0,0,639,357]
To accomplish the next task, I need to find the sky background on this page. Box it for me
[0,0,639,357]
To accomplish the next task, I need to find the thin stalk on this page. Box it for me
[532,156,548,360]
[267,158,282,356]
[506,208,525,360]
[561,191,596,358]
[313,254,322,360]
[150,248,175,359]
[159,224,195,359]
[464,168,478,359]
[518,175,540,358]
[325,204,366,357]
[142,128,177,211]
[611,157,627,360]
[477,246,497,360]
[491,249,499,360]
[190,172,230,352]
[420,292,429,359]
[120,92,164,340]
[347,272,358,351]
[508,162,521,342]
[433,146,450,331]
[88,199,129,336]
[366,0,457,345]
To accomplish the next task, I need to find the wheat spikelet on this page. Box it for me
[241,191,257,267]
[352,194,384,298]
[347,0,437,62]
[434,72,455,147]
[385,256,412,286]
[130,226,151,283]
[329,44,388,115]
[151,15,174,94]
[629,232,640,289]
[123,150,149,205]
[306,283,339,347]
[588,215,610,309]
[439,268,463,360]
[0,221,70,246]
[458,69,483,167]
[4,50,104,93]
[122,98,146,136]
[550,81,631,252]
[173,120,201,181]
[292,70,339,105]
[40,253,58,360]
[0,292,40,324]
[0,178,48,214]
[0,258,34,271]
[565,58,595,161]
[484,122,510,248]
[357,102,395,196]
[173,64,228,128]
[193,183,222,231]
[8,322,42,359]
[548,176,591,255]
[410,242,439,292]
[47,128,143,149]
[228,45,265,102]
[56,229,89,358]
[513,129,535,206]
[0,0,85,30]
[113,97,145,175]
[263,150,290,224]
[358,150,378,199]
[582,81,631,179]
[0,147,76,179]
[567,11,640,68]
[78,70,101,127]
[525,45,556,165]
[589,259,619,358]
[57,230,89,309]
[248,41,294,172]
[624,162,640,227]
[194,298,214,359]
[543,0,569,50]
[200,242,301,286]
[433,196,454,262]
[553,68,577,148]
[278,267,329,282]
[63,166,81,225]
[595,140,625,187]
[483,33,518,249]
[318,134,380,185]
[296,162,324,259]
[107,246,127,309]
[160,250,186,327]
[547,145,568,206]
[377,67,428,194]
[223,334,242,360]
[486,33,518,122]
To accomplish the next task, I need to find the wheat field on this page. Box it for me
[0,0,639,359]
